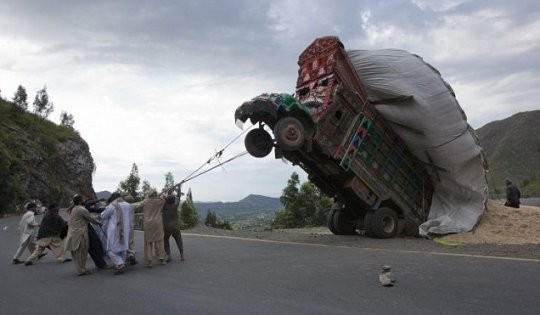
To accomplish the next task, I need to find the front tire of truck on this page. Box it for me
[371,207,399,238]
[274,117,305,151]
[244,128,273,158]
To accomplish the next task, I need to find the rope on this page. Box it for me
[174,126,254,189]
[181,151,248,184]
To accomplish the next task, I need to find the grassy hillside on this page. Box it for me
[476,110,540,197]
[0,98,93,214]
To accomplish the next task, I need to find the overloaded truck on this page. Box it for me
[234,36,433,238]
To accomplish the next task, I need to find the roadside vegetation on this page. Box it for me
[272,172,333,229]
[0,85,79,215]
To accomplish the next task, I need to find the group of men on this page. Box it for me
[12,187,185,276]
[12,202,71,265]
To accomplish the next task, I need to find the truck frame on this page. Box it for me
[234,36,433,238]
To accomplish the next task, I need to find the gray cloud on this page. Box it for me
[1,0,538,200]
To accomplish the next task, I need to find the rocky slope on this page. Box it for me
[0,99,95,213]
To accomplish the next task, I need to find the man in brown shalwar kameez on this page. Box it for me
[65,195,101,276]
[142,190,166,267]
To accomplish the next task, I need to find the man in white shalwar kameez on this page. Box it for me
[12,202,39,264]
[101,192,132,275]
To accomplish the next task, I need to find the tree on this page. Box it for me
[280,172,300,210]
[215,219,232,230]
[204,210,232,230]
[118,163,141,199]
[33,86,54,118]
[298,182,332,226]
[274,172,301,228]
[163,171,175,193]
[12,85,28,111]
[179,188,198,229]
[140,179,153,198]
[60,111,75,128]
[205,210,217,227]
[273,172,332,228]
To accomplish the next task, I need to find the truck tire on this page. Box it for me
[333,209,356,235]
[363,211,374,237]
[244,128,273,158]
[327,209,338,235]
[371,207,398,238]
[274,117,305,151]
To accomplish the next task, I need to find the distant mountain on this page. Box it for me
[96,191,111,200]
[194,194,282,218]
[193,194,282,229]
[476,110,540,197]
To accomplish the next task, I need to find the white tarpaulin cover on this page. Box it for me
[347,49,488,236]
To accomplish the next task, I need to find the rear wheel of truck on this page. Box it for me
[371,207,398,238]
[274,117,305,151]
[363,211,374,237]
[244,128,273,158]
[333,209,356,235]
[327,209,338,235]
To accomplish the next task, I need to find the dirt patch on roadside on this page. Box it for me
[441,200,540,245]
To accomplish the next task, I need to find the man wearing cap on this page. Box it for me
[141,189,167,267]
[101,192,132,274]
[65,195,101,276]
[25,203,72,265]
[12,202,40,264]
[504,178,521,208]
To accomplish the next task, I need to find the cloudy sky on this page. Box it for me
[1,0,538,201]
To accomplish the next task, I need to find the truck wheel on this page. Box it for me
[333,209,356,235]
[274,117,305,151]
[371,207,398,238]
[244,128,273,158]
[363,211,374,237]
[327,209,338,235]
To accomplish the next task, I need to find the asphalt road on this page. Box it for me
[1,214,539,315]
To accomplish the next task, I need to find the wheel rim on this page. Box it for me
[283,124,301,143]
[382,215,396,234]
[275,117,305,150]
